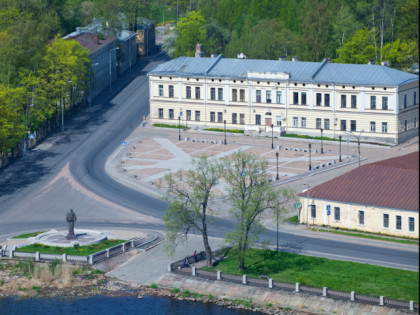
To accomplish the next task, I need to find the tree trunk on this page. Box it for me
[202,225,213,267]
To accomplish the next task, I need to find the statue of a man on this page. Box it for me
[66,209,77,240]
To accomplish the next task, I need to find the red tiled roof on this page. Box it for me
[299,152,419,211]
[68,33,117,54]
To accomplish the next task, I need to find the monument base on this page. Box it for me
[66,234,77,240]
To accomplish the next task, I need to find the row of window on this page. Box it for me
[158,85,400,111]
[294,117,389,133]
[158,108,394,133]
[310,205,416,232]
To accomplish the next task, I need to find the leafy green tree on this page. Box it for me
[333,4,362,48]
[174,11,206,57]
[382,39,418,70]
[162,34,176,59]
[398,0,419,43]
[0,86,25,159]
[221,151,286,271]
[38,36,90,123]
[160,156,222,267]
[335,28,376,64]
[300,0,335,61]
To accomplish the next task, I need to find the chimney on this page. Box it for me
[292,56,298,62]
[368,60,374,65]
[94,34,99,45]
[237,52,247,59]
[381,61,390,67]
[195,44,204,58]
[211,52,216,58]
[324,57,331,63]
[279,56,286,61]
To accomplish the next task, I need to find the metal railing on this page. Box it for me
[171,265,418,312]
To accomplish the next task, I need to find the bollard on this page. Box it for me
[268,278,273,289]
[217,270,222,280]
[323,287,328,297]
[62,253,67,263]
[379,296,384,306]
[9,250,13,258]
[295,283,301,293]
[167,264,172,272]
[131,240,134,249]
[242,274,247,284]
[350,291,355,301]
[89,255,93,265]
[192,267,196,276]
[35,252,40,261]
[410,301,414,311]
[106,249,110,259]
[122,243,126,252]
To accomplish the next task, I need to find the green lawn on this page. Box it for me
[203,128,244,134]
[15,239,126,256]
[204,248,419,302]
[312,228,419,245]
[12,231,46,239]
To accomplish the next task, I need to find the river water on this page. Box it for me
[0,295,261,314]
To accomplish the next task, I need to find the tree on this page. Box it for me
[160,156,222,267]
[382,39,418,70]
[162,34,176,59]
[0,86,25,160]
[335,28,376,64]
[300,0,335,61]
[333,4,362,48]
[174,11,206,57]
[221,151,286,271]
[398,0,419,44]
[38,36,90,123]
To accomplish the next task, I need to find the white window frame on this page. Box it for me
[334,207,340,222]
[301,117,306,128]
[395,215,402,230]
[159,84,164,97]
[293,117,298,128]
[382,213,389,229]
[408,217,415,233]
[358,210,365,226]
[310,204,316,219]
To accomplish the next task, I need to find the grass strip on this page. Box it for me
[285,215,299,223]
[203,128,244,134]
[15,239,126,256]
[204,248,418,302]
[312,228,419,245]
[12,231,46,239]
[153,123,188,129]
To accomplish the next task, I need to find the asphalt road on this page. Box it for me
[0,52,418,271]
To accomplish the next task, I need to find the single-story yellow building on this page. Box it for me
[299,152,419,238]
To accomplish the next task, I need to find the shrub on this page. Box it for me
[171,288,180,294]
[150,283,158,289]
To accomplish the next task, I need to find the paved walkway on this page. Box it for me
[106,234,224,285]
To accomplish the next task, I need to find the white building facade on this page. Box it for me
[148,55,419,144]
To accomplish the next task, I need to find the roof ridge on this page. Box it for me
[311,59,327,80]
[205,55,224,75]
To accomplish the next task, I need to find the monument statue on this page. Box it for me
[66,209,77,240]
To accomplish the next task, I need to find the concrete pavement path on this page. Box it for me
[106,234,224,285]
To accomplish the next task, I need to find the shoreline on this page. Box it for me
[0,276,310,315]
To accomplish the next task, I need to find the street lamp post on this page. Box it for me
[89,63,98,109]
[224,120,227,145]
[276,152,279,180]
[271,124,274,149]
[178,116,181,140]
[109,47,119,95]
[346,129,364,167]
[304,183,311,227]
[339,135,342,162]
[308,143,312,171]
[320,128,324,154]
[276,196,283,252]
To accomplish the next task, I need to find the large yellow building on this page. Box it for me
[298,152,419,238]
[148,50,418,144]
